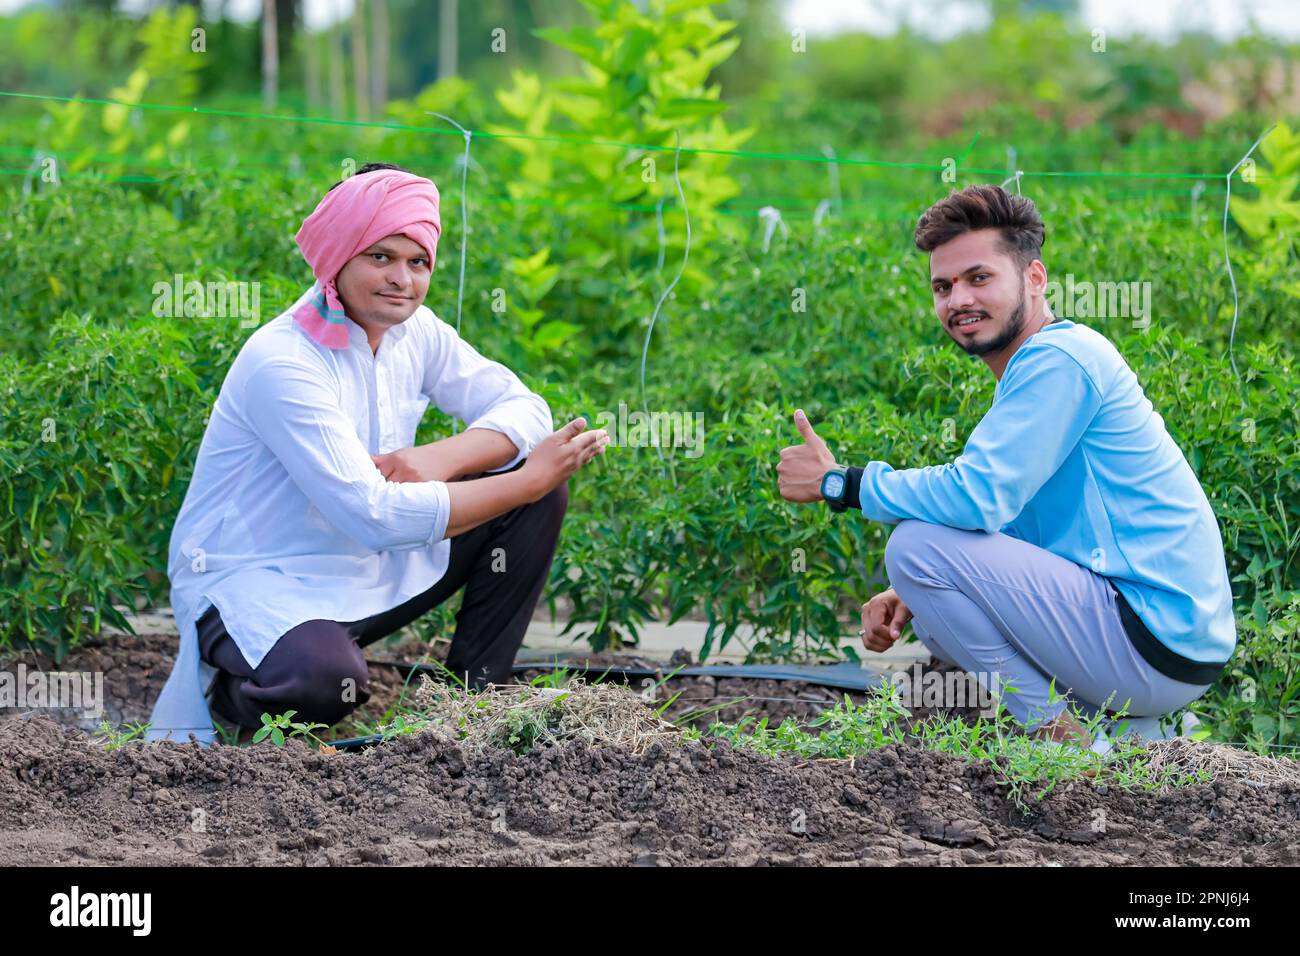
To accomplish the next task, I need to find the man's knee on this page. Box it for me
[535,478,569,527]
[297,658,369,725]
[280,624,370,725]
[509,454,567,528]
[884,519,937,586]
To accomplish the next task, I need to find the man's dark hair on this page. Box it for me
[327,161,412,192]
[914,184,1045,271]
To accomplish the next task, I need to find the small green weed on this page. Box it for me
[93,719,151,751]
[251,710,329,748]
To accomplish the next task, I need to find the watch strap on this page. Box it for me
[841,466,864,511]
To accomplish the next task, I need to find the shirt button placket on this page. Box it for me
[376,360,391,449]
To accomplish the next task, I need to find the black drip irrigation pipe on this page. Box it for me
[327,657,893,753]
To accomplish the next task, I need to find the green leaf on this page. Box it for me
[535,320,580,352]
[515,306,545,330]
[1250,713,1278,740]
[533,26,604,66]
[658,97,729,121]
[495,71,542,120]
[614,27,657,75]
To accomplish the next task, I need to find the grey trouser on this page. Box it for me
[883,519,1214,739]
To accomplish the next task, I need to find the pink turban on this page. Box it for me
[292,168,442,349]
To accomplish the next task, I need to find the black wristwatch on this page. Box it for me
[820,466,864,512]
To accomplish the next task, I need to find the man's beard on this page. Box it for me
[955,286,1026,357]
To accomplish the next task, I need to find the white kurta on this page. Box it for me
[146,286,553,743]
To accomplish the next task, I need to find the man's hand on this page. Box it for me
[519,417,609,501]
[371,446,457,483]
[441,418,608,539]
[777,408,838,503]
[373,428,520,484]
[860,588,913,653]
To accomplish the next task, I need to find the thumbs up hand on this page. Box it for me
[777,408,839,503]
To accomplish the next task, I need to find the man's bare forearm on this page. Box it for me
[443,468,542,539]
[423,427,520,480]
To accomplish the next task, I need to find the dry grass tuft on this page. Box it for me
[410,676,683,757]
[1140,737,1300,791]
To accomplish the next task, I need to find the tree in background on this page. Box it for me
[262,0,278,109]
[352,0,370,119]
[439,0,457,79]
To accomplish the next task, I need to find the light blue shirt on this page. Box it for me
[859,319,1236,667]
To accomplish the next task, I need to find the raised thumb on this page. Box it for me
[794,408,821,444]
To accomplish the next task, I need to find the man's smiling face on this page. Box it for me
[929,229,1030,358]
[335,232,432,334]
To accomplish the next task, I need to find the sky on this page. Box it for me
[784,0,1300,42]
[3,0,1300,40]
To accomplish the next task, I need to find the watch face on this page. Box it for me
[823,472,845,499]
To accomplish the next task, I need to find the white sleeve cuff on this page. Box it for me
[426,479,453,544]
[467,418,530,473]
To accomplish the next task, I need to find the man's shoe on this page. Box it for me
[1088,726,1114,758]
[205,679,261,745]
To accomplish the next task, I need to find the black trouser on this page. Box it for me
[198,464,568,730]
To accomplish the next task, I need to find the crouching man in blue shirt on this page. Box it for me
[777,184,1235,752]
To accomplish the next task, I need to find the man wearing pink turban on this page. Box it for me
[148,163,609,745]
[292,162,446,351]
